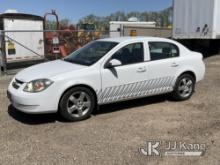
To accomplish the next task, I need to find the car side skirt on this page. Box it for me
[97,76,175,105]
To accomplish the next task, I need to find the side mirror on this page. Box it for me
[105,59,122,68]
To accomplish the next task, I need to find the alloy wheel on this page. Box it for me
[67,91,91,118]
[178,77,193,98]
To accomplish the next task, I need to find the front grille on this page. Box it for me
[7,90,12,101]
[12,79,24,89]
[12,82,20,89]
[15,79,24,85]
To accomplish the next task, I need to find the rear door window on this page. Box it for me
[148,42,179,61]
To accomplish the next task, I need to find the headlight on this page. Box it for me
[23,79,53,93]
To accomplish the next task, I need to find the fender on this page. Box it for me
[174,67,197,82]
[55,78,101,109]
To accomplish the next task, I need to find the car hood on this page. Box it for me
[15,60,87,82]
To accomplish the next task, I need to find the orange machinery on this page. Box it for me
[43,10,102,59]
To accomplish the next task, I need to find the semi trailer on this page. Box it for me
[0,12,45,72]
[173,0,220,54]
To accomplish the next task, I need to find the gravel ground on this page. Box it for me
[0,55,220,165]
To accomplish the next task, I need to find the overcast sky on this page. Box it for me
[0,0,172,23]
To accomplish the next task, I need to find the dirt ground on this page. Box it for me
[0,55,220,165]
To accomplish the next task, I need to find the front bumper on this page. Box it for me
[7,79,58,114]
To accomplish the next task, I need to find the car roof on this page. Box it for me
[98,36,175,44]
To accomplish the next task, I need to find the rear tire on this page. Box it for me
[59,87,95,122]
[171,74,195,101]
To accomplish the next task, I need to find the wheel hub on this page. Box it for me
[77,100,84,108]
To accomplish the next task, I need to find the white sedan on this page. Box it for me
[7,37,205,121]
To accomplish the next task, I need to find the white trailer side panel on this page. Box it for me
[109,21,156,38]
[109,23,121,38]
[0,32,3,67]
[4,18,44,63]
[213,0,220,38]
[173,0,220,39]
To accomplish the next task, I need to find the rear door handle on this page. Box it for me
[137,67,146,73]
[171,62,179,67]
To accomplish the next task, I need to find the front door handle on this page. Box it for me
[171,62,179,67]
[137,67,146,73]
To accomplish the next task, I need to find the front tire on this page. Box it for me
[171,74,195,101]
[59,87,95,121]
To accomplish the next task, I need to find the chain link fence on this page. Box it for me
[0,30,110,74]
[0,27,172,75]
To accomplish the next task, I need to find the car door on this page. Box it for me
[99,42,149,104]
[146,41,181,94]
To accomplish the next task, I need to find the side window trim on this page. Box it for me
[144,41,150,61]
[148,41,180,61]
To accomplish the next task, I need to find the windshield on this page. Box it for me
[64,41,118,66]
